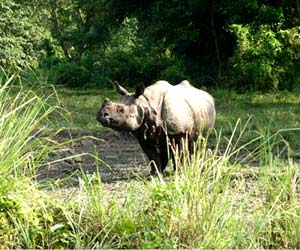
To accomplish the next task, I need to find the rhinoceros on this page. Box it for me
[97,80,216,174]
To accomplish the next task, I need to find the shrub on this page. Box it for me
[53,62,91,87]
[229,24,300,91]
[160,64,187,84]
[0,0,48,70]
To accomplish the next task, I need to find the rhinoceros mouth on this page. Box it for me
[97,114,112,126]
[100,118,112,126]
[100,117,121,129]
[100,119,110,126]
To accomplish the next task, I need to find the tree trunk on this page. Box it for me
[49,0,71,61]
[297,0,300,23]
[210,0,221,79]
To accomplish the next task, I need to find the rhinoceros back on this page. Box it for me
[161,80,215,136]
[142,80,173,113]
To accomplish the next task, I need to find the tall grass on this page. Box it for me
[1,73,300,248]
[0,74,64,248]
[0,75,59,177]
[44,121,300,249]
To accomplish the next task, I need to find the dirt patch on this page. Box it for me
[37,129,150,190]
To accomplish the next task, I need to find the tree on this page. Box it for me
[0,0,48,69]
[3,0,299,90]
[107,0,300,90]
[46,0,119,63]
[109,0,243,84]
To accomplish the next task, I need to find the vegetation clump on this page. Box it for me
[2,0,300,91]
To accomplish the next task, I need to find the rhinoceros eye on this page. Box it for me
[118,106,125,113]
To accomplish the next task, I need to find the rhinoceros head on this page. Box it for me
[97,82,147,131]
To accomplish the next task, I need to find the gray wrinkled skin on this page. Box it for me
[97,80,216,175]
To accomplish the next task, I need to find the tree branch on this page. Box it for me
[49,0,71,60]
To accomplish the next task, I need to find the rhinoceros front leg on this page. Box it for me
[137,139,162,175]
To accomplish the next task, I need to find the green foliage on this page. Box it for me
[0,176,75,249]
[104,0,300,89]
[43,0,120,62]
[49,16,189,87]
[3,0,300,89]
[229,24,300,91]
[277,27,300,90]
[0,73,74,249]
[2,130,300,248]
[53,62,91,87]
[0,0,48,70]
[0,76,59,176]
[160,62,187,83]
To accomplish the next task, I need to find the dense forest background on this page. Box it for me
[1,0,300,91]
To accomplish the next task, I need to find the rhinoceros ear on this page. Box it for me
[134,82,145,98]
[112,81,129,96]
[136,105,144,125]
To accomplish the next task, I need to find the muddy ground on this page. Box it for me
[37,129,150,192]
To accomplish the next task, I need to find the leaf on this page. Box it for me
[50,223,65,233]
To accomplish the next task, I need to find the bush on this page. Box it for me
[160,64,187,84]
[53,62,91,87]
[229,24,300,91]
[0,0,48,70]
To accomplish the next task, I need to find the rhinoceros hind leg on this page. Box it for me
[159,141,169,173]
[168,134,195,171]
[168,135,182,171]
